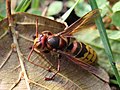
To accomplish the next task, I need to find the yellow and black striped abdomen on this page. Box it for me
[66,41,97,64]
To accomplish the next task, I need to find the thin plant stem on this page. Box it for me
[88,0,120,87]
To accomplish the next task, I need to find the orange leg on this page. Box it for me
[28,47,52,72]
[45,58,61,81]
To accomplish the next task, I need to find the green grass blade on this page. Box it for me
[0,14,4,20]
[110,79,119,85]
[88,0,120,87]
[59,0,81,22]
[15,0,31,12]
[15,0,25,11]
[31,0,40,9]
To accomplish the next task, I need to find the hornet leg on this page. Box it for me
[45,55,61,81]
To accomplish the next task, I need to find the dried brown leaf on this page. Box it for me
[0,13,110,90]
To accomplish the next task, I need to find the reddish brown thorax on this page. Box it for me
[34,31,69,51]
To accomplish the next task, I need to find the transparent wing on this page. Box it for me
[58,9,100,36]
[57,50,108,83]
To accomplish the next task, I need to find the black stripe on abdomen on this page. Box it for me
[67,41,81,56]
[75,42,88,58]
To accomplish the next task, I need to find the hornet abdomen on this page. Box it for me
[67,41,97,64]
